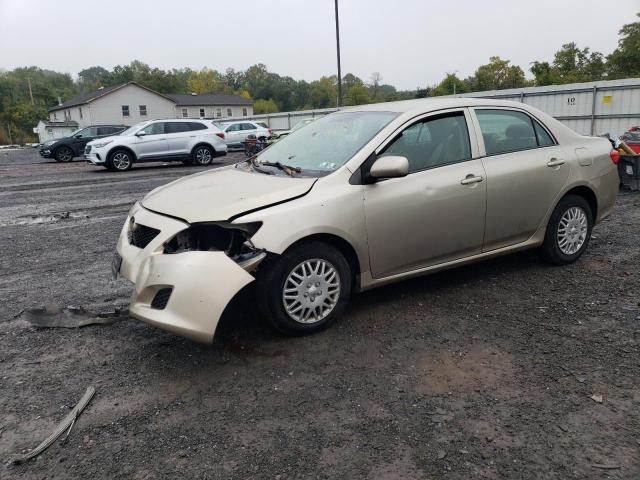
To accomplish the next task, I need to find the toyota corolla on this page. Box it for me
[113,98,619,343]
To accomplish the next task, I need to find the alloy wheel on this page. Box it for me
[557,206,588,255]
[112,152,131,170]
[195,147,212,165]
[282,259,341,324]
[57,148,73,162]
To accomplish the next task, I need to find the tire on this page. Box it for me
[540,194,593,265]
[256,242,352,335]
[55,146,74,163]
[192,145,213,166]
[107,149,133,172]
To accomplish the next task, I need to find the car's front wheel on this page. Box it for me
[540,194,593,265]
[107,149,133,172]
[256,242,352,335]
[55,146,74,162]
[192,145,213,166]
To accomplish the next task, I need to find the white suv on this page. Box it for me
[85,119,228,172]
[218,121,272,149]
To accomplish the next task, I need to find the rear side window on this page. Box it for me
[533,121,554,146]
[165,122,190,134]
[476,109,554,155]
[188,122,207,131]
[381,112,471,173]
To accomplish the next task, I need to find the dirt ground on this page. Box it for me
[0,148,638,479]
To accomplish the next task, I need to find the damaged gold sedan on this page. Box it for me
[114,98,619,343]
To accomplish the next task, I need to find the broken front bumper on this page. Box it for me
[116,203,255,344]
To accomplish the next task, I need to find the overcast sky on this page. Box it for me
[0,0,637,90]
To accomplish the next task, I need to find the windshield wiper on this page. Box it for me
[258,161,302,176]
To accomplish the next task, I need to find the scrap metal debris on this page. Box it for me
[9,386,95,464]
[19,304,126,329]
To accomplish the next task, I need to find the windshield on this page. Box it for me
[256,111,397,174]
[120,122,148,136]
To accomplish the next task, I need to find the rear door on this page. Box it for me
[164,122,192,156]
[134,122,168,159]
[472,108,570,251]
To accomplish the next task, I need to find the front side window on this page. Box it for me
[476,109,550,155]
[140,122,165,135]
[380,113,471,173]
[256,111,398,174]
[75,126,98,137]
[181,108,188,118]
[122,105,130,117]
[226,124,241,132]
[199,108,205,117]
[139,105,147,116]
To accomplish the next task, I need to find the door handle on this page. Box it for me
[460,174,484,185]
[547,158,565,167]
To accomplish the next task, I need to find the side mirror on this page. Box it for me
[370,155,409,179]
[135,131,146,137]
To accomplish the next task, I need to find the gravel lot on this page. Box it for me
[0,148,639,479]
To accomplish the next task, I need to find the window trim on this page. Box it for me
[199,108,205,118]
[181,107,188,118]
[122,105,130,117]
[471,107,558,158]
[139,105,147,116]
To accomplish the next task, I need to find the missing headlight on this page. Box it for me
[163,222,265,269]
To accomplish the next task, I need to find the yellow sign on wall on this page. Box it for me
[602,95,613,104]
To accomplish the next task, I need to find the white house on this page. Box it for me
[38,82,254,142]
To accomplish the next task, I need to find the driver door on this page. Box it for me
[363,109,487,278]
[134,122,168,159]
[71,127,97,155]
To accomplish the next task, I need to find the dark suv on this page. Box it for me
[39,125,126,162]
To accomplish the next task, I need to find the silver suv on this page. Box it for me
[85,119,227,172]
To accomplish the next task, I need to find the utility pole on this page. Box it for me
[27,77,34,105]
[334,0,342,108]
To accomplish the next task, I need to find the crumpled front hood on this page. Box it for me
[141,165,316,223]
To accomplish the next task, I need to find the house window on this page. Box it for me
[181,108,188,118]
[79,107,83,119]
[139,105,147,116]
[216,108,222,117]
[122,105,130,117]
[199,108,205,118]
[242,108,248,117]
[65,110,70,120]
[53,112,57,121]
[227,108,232,117]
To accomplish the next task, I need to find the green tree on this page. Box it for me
[607,13,640,79]
[468,56,527,91]
[430,73,470,96]
[254,99,279,114]
[344,84,370,106]
[309,76,337,108]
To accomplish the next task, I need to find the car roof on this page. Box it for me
[343,97,538,115]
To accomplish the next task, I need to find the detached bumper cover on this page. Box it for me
[117,204,255,344]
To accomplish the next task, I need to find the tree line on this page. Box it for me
[0,13,637,144]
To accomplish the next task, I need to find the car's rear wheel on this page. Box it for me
[55,146,74,162]
[256,242,352,335]
[107,149,133,172]
[540,194,593,265]
[192,145,213,166]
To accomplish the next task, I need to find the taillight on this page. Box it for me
[216,132,225,139]
[610,149,620,165]
[268,128,273,134]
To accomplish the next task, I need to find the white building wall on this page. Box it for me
[87,84,176,126]
[35,121,77,143]
[176,105,253,119]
